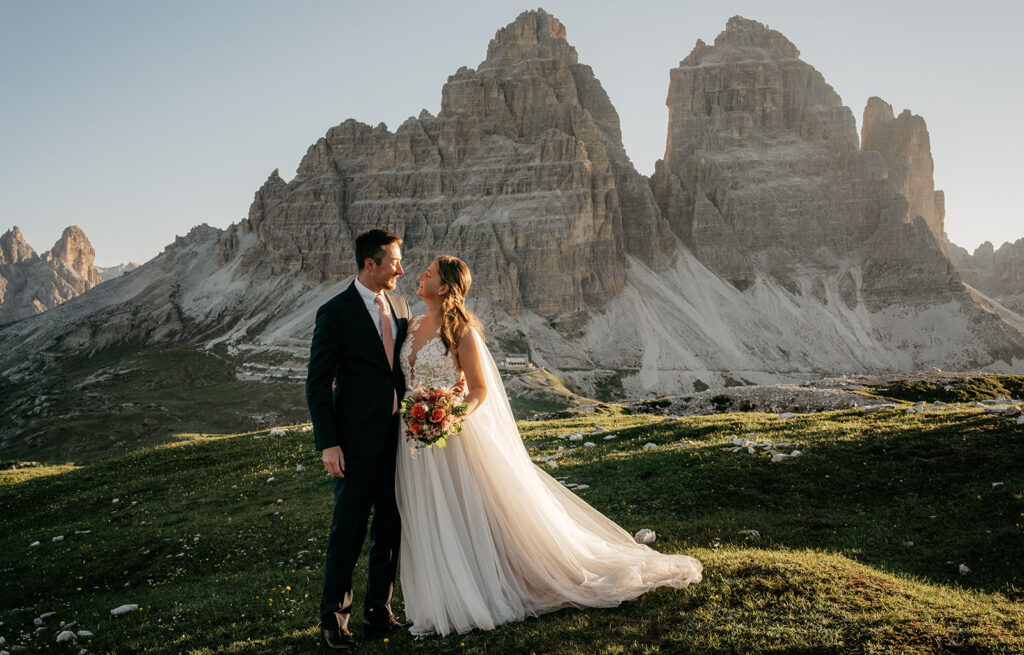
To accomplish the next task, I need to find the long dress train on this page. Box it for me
[394,318,702,636]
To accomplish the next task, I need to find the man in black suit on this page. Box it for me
[306,229,411,650]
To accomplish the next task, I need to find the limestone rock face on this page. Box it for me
[948,238,1024,314]
[861,97,946,249]
[244,9,673,318]
[0,226,103,324]
[652,16,959,311]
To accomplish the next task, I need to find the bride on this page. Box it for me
[395,255,702,636]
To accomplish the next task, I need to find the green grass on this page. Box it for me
[2,404,1022,653]
[859,374,1024,404]
[0,346,309,465]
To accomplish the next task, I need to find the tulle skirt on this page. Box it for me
[394,338,702,636]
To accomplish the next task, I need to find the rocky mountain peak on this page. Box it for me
[680,16,799,67]
[0,225,102,324]
[0,226,36,266]
[860,96,945,249]
[481,9,575,70]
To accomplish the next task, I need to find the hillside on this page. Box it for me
[2,404,1022,653]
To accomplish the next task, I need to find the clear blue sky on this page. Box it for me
[2,0,1020,267]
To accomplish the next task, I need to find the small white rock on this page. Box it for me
[574,484,589,490]
[583,442,596,448]
[266,477,275,483]
[958,563,971,576]
[603,434,617,440]
[52,535,64,542]
[634,528,656,544]
[74,530,91,535]
[296,464,305,471]
[770,453,791,463]
[902,541,914,547]
[778,412,797,419]
[592,426,607,433]
[76,630,93,638]
[112,498,120,504]
[569,434,584,441]
[992,482,1004,488]
[276,499,283,504]
[556,433,570,440]
[642,442,658,450]
[29,540,40,547]
[56,631,76,644]
[547,461,558,468]
[110,604,139,616]
[1017,415,1024,426]
[738,529,760,538]
[269,428,286,437]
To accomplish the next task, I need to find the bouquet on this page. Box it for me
[400,379,468,449]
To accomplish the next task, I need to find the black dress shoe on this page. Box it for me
[363,607,412,635]
[321,626,357,651]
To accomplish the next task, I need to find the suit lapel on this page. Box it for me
[343,283,390,369]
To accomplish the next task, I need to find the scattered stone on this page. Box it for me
[300,425,312,432]
[676,440,694,446]
[861,403,896,413]
[296,464,305,471]
[547,461,558,468]
[110,604,139,616]
[642,442,658,450]
[266,477,275,483]
[556,433,571,440]
[603,434,618,440]
[76,631,93,638]
[992,482,1004,488]
[592,426,607,433]
[902,541,914,547]
[634,529,656,544]
[268,428,286,437]
[74,530,91,535]
[575,484,590,490]
[583,442,596,448]
[56,631,76,644]
[569,434,584,441]
[778,412,797,419]
[52,535,64,542]
[738,529,760,538]
[112,498,120,504]
[29,541,39,547]
[958,563,971,576]
[1017,415,1024,426]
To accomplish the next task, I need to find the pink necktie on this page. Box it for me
[374,294,398,413]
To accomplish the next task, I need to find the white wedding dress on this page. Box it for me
[394,317,702,636]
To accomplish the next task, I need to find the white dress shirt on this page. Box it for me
[354,277,398,344]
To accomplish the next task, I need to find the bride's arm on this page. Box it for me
[454,326,487,416]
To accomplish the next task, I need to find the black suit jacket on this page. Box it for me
[306,282,410,457]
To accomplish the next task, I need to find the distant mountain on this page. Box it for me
[947,238,1024,315]
[1,10,1022,399]
[98,261,140,282]
[0,226,102,325]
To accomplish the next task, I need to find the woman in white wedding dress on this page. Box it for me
[395,256,702,637]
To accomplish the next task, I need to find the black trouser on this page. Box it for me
[319,434,401,629]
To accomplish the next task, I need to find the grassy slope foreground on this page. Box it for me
[1,406,1023,654]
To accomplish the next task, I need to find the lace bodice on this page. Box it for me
[400,316,460,390]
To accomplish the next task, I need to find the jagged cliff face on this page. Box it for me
[948,239,1024,314]
[651,17,958,311]
[861,97,946,250]
[0,226,102,325]
[245,10,673,319]
[1,11,1022,397]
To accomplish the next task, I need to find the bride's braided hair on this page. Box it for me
[436,255,483,355]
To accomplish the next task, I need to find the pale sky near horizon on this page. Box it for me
[2,0,1020,267]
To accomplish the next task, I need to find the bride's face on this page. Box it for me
[416,259,448,300]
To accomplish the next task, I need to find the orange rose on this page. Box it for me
[410,403,426,421]
[429,407,446,423]
[409,421,422,435]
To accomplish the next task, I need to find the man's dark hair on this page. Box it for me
[355,229,402,269]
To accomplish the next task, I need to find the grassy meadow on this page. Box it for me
[1,399,1022,654]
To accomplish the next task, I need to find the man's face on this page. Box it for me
[366,243,403,291]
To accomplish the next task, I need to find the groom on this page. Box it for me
[306,229,411,650]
